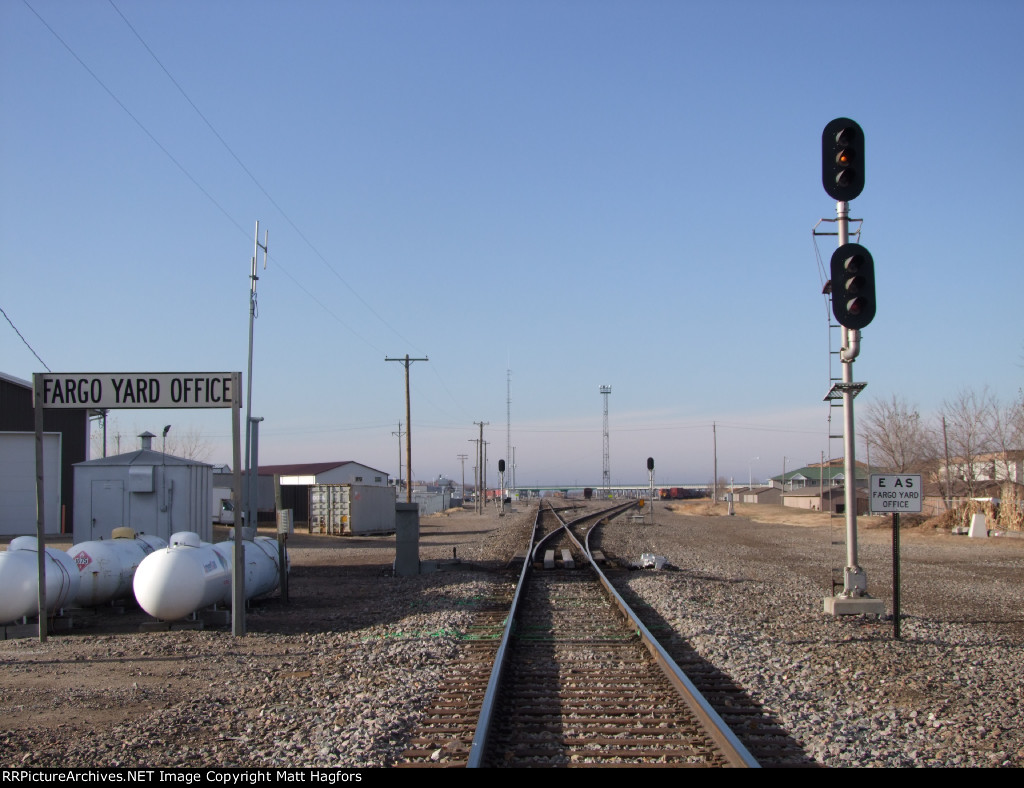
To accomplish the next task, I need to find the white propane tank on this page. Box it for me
[132,532,231,621]
[212,536,284,604]
[1,536,81,621]
[69,529,169,607]
[0,549,38,623]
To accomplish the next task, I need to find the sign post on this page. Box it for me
[34,371,244,640]
[870,474,923,640]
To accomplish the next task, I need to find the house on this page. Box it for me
[783,485,869,514]
[732,485,782,505]
[771,458,873,492]
[921,477,1024,518]
[938,450,1024,488]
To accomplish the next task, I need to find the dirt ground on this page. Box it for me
[2,500,1022,767]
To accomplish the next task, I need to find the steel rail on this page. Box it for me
[465,502,545,767]
[580,518,761,768]
[470,500,751,768]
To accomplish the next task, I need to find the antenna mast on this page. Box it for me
[600,385,612,497]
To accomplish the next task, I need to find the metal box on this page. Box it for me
[308,484,396,536]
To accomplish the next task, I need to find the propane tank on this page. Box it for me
[212,536,285,604]
[1,536,81,622]
[132,532,231,621]
[69,529,168,607]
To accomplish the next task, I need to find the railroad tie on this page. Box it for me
[561,549,574,569]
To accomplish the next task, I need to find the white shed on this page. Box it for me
[73,432,212,544]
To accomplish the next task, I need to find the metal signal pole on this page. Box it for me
[821,118,881,615]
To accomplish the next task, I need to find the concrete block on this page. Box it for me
[395,502,421,576]
[824,595,886,616]
[969,513,988,538]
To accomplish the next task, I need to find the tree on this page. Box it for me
[860,395,932,473]
[937,387,998,498]
[90,415,212,462]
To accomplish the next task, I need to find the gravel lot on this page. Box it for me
[2,500,1022,769]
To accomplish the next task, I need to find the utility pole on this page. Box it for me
[942,416,952,511]
[392,421,405,497]
[468,439,479,512]
[457,453,468,505]
[474,422,488,514]
[386,355,428,503]
[483,441,489,509]
[713,421,718,502]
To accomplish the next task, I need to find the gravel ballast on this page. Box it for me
[1,501,1021,768]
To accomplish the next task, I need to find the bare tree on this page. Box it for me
[988,389,1024,478]
[860,394,932,473]
[163,426,213,463]
[89,417,212,462]
[938,387,998,497]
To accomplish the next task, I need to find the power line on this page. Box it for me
[105,0,419,353]
[0,305,50,372]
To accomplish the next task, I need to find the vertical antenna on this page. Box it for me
[600,385,612,497]
[244,221,269,536]
[237,221,267,638]
[506,365,512,500]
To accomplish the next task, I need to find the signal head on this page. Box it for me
[829,243,876,329]
[822,118,865,202]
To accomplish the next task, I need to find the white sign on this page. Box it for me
[37,373,239,409]
[869,474,923,514]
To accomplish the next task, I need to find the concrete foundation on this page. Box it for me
[824,595,886,616]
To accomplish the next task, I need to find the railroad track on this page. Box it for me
[398,501,762,767]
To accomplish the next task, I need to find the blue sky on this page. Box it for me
[2,0,1022,487]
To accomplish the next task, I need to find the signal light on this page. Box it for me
[822,118,864,202]
[830,243,876,329]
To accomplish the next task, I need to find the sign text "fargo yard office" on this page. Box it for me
[38,373,238,409]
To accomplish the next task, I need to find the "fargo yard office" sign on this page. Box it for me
[37,373,236,409]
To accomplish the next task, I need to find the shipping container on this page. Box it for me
[308,484,397,536]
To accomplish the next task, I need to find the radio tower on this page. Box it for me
[600,385,612,497]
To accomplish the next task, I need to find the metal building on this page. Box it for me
[215,461,391,528]
[1,371,89,537]
[72,432,212,544]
